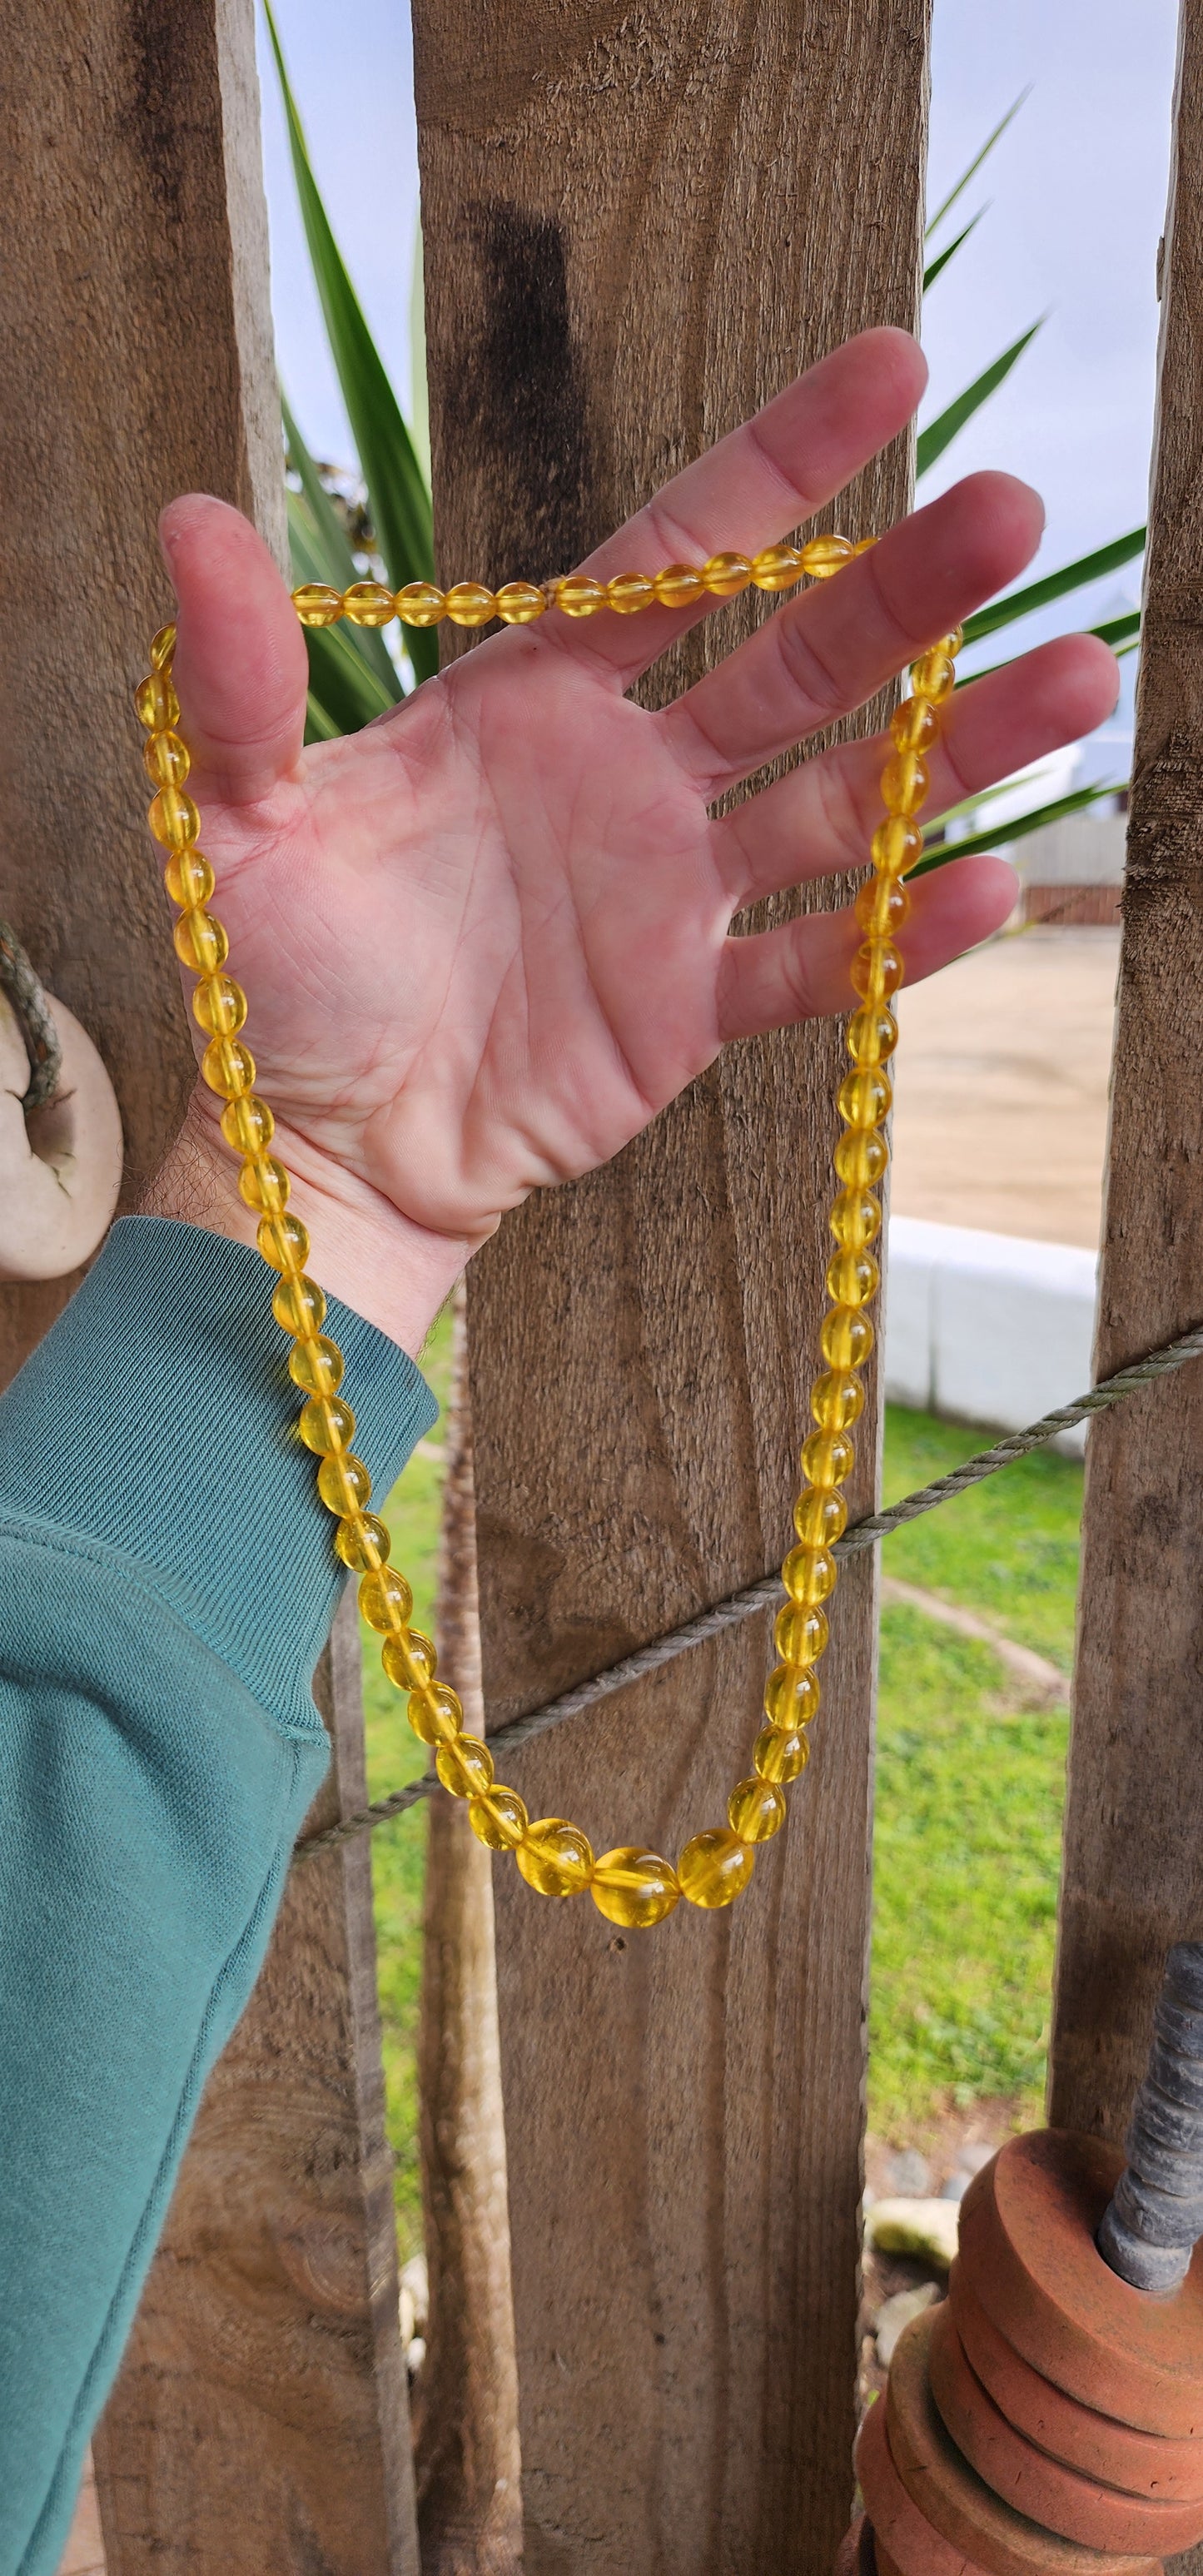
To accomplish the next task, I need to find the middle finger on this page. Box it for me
[657,471,1046,793]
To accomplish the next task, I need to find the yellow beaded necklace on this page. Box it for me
[135,535,960,1929]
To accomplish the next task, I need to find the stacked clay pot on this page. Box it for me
[848,2130,1203,2576]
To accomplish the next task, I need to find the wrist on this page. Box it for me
[141,1090,468,1356]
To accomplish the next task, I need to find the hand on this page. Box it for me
[149,328,1117,1350]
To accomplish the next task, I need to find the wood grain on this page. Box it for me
[1049,40,1203,2576]
[0,0,417,2560]
[415,1295,523,2574]
[412,6,932,2568]
[1048,0,1203,2145]
[94,1598,419,2575]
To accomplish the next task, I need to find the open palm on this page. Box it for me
[163,331,1116,1293]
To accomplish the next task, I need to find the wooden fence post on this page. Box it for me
[1047,5,1203,2561]
[0,2,418,2564]
[411,7,932,2568]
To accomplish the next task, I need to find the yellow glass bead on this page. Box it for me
[149,785,201,850]
[774,1602,829,1664]
[826,1248,880,1309]
[164,848,215,908]
[192,972,247,1037]
[941,626,965,654]
[750,543,803,592]
[409,1683,464,1747]
[151,624,176,670]
[135,669,180,730]
[437,1733,495,1798]
[848,1005,897,1068]
[793,1485,848,1547]
[173,907,229,974]
[855,876,910,938]
[821,1305,873,1371]
[143,728,191,788]
[652,564,706,609]
[292,583,343,627]
[516,1818,594,1897]
[395,581,447,627]
[782,1542,838,1604]
[800,1428,854,1489]
[318,1450,371,1514]
[890,697,938,753]
[606,571,655,614]
[679,1827,755,1909]
[201,1035,256,1099]
[495,580,545,624]
[911,648,957,703]
[799,533,854,579]
[359,1564,413,1630]
[834,1125,889,1187]
[342,580,395,626]
[469,1786,528,1850]
[221,1093,274,1156]
[728,1775,787,1842]
[881,751,928,816]
[703,551,753,596]
[870,818,923,878]
[240,1155,291,1216]
[334,1511,389,1571]
[590,1847,681,1929]
[754,1721,809,1784]
[288,1334,345,1395]
[555,574,607,618]
[382,1628,437,1691]
[445,581,497,627]
[764,1662,820,1729]
[853,537,877,556]
[272,1271,326,1337]
[300,1393,355,1454]
[810,1370,865,1432]
[838,1066,892,1128]
[830,1186,881,1251]
[850,942,902,1005]
[258,1210,310,1273]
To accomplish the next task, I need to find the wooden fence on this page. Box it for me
[0,1,1198,2571]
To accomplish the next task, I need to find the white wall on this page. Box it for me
[884,1216,1098,1456]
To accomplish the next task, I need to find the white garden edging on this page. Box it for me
[884,1216,1099,1457]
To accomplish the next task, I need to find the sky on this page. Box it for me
[258,0,1181,793]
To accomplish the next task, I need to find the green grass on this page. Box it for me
[880,1406,1083,1670]
[869,1404,1083,2136]
[360,1389,1086,2225]
[360,1303,453,2258]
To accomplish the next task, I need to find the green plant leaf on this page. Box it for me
[284,398,400,702]
[264,0,439,684]
[306,690,343,744]
[926,91,1031,239]
[923,208,987,294]
[960,529,1146,645]
[912,781,1121,877]
[301,615,401,737]
[916,323,1042,479]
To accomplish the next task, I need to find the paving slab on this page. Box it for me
[890,927,1121,1250]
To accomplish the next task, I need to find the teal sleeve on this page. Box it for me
[0,1217,437,2576]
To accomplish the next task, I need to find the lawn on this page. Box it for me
[360,1384,1084,2236]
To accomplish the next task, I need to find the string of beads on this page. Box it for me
[135,537,960,1929]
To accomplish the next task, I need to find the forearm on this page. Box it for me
[0,1215,438,2574]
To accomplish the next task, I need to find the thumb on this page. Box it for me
[158,495,309,804]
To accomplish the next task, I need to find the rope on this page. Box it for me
[0,922,61,1111]
[296,1316,1203,1858]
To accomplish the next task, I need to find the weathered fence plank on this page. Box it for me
[0,1,417,2564]
[412,6,932,2568]
[1049,20,1203,2574]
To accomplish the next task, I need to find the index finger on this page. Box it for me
[540,327,927,686]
